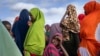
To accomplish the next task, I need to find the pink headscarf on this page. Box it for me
[50,23,62,38]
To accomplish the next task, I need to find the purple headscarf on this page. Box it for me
[49,23,62,41]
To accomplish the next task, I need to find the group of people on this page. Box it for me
[0,1,100,56]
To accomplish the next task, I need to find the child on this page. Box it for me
[44,33,69,56]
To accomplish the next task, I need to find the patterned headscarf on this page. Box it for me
[60,4,80,33]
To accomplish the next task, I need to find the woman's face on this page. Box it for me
[29,13,34,23]
[28,13,35,26]
[51,36,60,46]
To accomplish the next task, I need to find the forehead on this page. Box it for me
[6,24,11,28]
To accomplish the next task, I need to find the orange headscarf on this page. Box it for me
[79,1,100,56]
[84,1,100,15]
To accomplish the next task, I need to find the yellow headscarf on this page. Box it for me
[24,8,45,56]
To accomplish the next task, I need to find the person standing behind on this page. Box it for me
[2,21,13,37]
[78,1,100,56]
[24,8,45,56]
[45,24,50,46]
[12,9,29,55]
[60,4,80,56]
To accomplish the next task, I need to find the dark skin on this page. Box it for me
[51,35,69,56]
[28,13,35,26]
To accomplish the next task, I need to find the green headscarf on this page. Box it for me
[24,8,45,56]
[0,20,22,56]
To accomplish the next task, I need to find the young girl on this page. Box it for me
[44,33,69,56]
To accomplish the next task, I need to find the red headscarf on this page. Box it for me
[78,14,85,23]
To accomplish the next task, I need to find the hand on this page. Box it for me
[57,36,63,45]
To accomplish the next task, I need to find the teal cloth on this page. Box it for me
[0,20,22,56]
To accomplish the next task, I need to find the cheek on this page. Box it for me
[27,21,32,26]
[54,40,59,45]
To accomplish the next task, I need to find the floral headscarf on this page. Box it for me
[60,4,80,40]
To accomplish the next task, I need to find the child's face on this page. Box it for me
[52,36,60,46]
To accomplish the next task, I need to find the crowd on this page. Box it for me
[0,1,100,56]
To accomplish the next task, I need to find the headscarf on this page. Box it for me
[12,9,29,55]
[84,1,100,15]
[78,14,85,22]
[0,20,22,56]
[24,8,45,56]
[60,4,80,33]
[49,23,62,41]
[44,33,62,56]
[78,1,100,56]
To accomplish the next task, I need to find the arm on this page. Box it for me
[60,11,67,23]
[60,44,69,56]
[58,36,69,56]
[60,10,67,27]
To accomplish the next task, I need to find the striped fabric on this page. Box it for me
[44,44,60,56]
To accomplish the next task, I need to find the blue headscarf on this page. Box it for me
[12,9,29,55]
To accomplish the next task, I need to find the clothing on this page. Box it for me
[0,20,22,56]
[60,4,80,34]
[24,8,45,56]
[78,14,85,23]
[49,23,62,41]
[60,4,80,56]
[78,1,100,56]
[44,33,64,56]
[44,44,60,56]
[45,31,50,45]
[78,14,85,41]
[84,1,100,15]
[62,31,79,56]
[12,9,29,55]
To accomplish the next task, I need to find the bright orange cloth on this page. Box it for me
[84,1,100,15]
[79,1,100,56]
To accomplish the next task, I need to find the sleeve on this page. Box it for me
[47,46,59,56]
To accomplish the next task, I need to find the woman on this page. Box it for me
[44,33,69,56]
[24,8,45,56]
[0,20,22,56]
[60,4,80,56]
[78,1,100,56]
[12,9,29,55]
